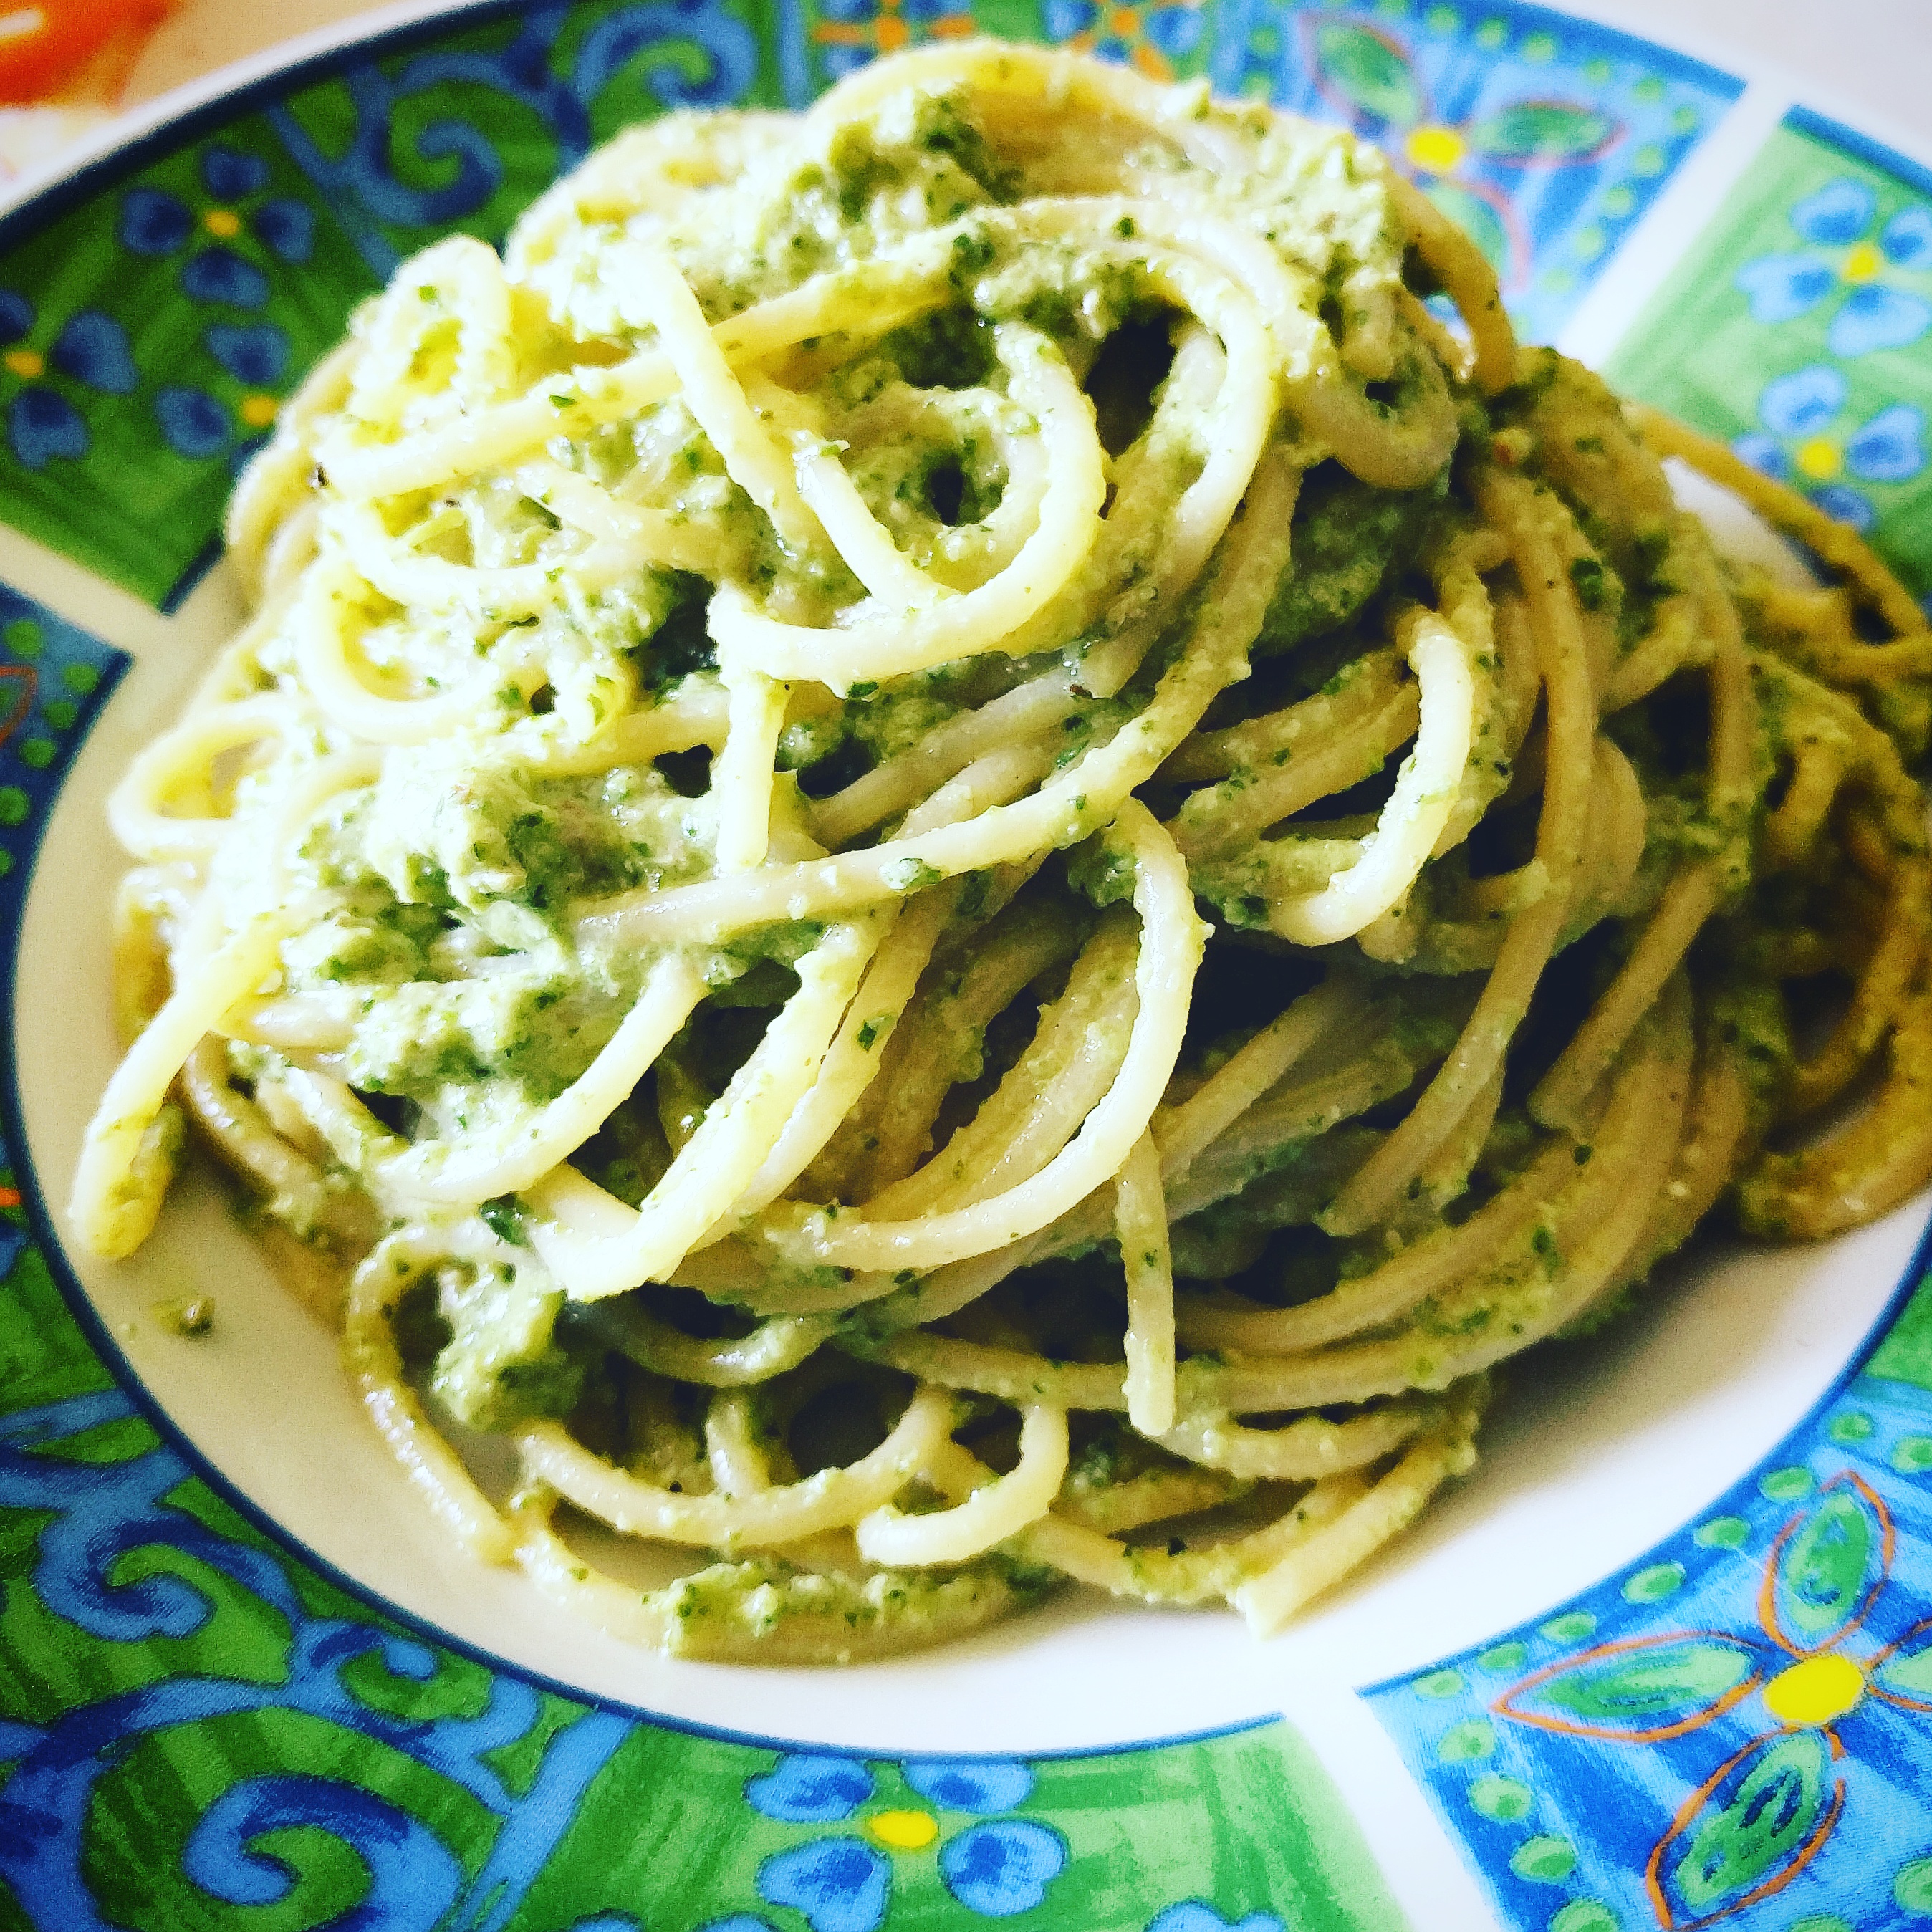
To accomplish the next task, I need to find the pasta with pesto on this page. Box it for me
[73,43,1932,1663]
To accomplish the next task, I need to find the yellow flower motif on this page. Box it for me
[203,208,242,239]
[865,1808,940,1850]
[1840,240,1884,284]
[239,393,279,428]
[1794,435,1843,479]
[1405,125,1466,174]
[1764,1652,1865,1728]
[1496,1469,1932,1926]
[4,349,42,379]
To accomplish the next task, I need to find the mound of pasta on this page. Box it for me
[74,43,1932,1663]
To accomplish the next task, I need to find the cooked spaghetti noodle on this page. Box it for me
[73,44,1932,1662]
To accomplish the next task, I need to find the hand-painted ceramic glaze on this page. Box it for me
[1609,107,1932,615]
[1371,1258,1932,1932]
[2,4,1931,1928]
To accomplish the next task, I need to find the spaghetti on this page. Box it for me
[73,44,1932,1663]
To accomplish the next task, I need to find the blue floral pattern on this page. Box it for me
[105,146,321,463]
[0,289,146,471]
[1726,170,1932,531]
[1732,365,1927,533]
[1370,1259,1932,1932]
[1607,107,1932,616]
[1206,0,1742,345]
[265,6,759,280]
[1147,1909,1287,1932]
[745,1753,1071,1928]
[1037,0,1206,82]
[1736,176,1932,356]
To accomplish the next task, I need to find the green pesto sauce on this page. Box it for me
[217,77,1436,1661]
[1255,461,1445,657]
[431,1262,584,1432]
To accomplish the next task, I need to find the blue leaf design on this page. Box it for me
[1736,254,1835,325]
[570,7,759,114]
[1146,5,1206,59]
[0,289,33,345]
[182,248,269,310]
[119,186,192,257]
[254,198,315,265]
[1789,176,1875,246]
[940,1820,1067,1918]
[182,1774,466,1918]
[1732,432,1790,481]
[817,0,875,21]
[745,1754,873,1823]
[697,1921,779,1932]
[1880,204,1932,270]
[1846,404,1926,483]
[204,323,289,388]
[903,1760,1033,1814]
[1042,0,1098,38]
[1759,365,1846,438]
[9,389,87,469]
[819,44,874,80]
[1812,484,1875,532]
[200,145,271,201]
[1148,1908,1285,1932]
[1828,284,1931,357]
[757,1838,890,1932]
[50,312,138,396]
[154,387,229,459]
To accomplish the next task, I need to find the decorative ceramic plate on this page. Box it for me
[4,3,1932,1927]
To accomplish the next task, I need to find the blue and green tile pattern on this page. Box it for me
[1370,1254,1932,1932]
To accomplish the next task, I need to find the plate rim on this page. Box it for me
[6,0,1932,249]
